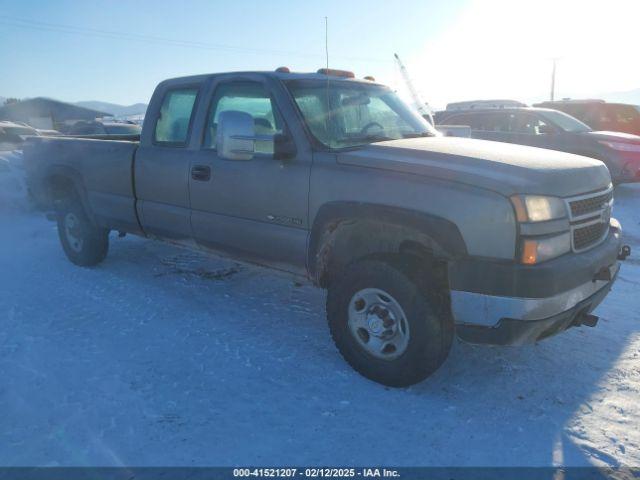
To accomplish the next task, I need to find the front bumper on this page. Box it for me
[449,225,624,345]
[456,265,618,345]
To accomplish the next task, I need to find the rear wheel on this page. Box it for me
[56,199,109,266]
[326,256,453,387]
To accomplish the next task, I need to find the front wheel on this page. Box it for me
[56,199,109,266]
[326,257,453,387]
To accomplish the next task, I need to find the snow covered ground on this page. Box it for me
[0,178,639,468]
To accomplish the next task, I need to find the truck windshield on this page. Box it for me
[285,79,437,149]
[539,110,591,133]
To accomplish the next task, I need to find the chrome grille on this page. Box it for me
[573,221,608,251]
[565,186,613,253]
[569,190,613,218]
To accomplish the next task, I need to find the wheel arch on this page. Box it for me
[308,202,467,287]
[43,166,95,223]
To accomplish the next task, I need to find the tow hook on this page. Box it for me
[581,314,599,328]
[593,267,612,282]
[618,245,631,261]
[573,310,599,328]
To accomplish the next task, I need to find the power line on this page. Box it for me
[0,15,392,64]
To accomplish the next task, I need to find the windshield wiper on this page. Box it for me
[338,134,395,144]
[401,132,433,139]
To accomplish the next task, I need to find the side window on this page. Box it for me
[294,92,329,144]
[511,114,549,135]
[583,105,602,127]
[154,88,198,145]
[563,105,586,120]
[469,113,510,132]
[444,113,475,128]
[612,105,640,125]
[204,82,283,155]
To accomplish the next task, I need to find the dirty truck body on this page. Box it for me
[24,70,627,386]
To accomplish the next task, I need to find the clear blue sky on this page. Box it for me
[0,0,466,105]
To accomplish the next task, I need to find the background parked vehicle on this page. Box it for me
[0,121,39,151]
[435,105,640,184]
[66,120,142,136]
[445,99,527,111]
[535,99,640,136]
[35,129,62,136]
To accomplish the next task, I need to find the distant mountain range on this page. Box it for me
[74,101,148,117]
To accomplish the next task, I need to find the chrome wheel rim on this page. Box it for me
[347,288,410,360]
[64,213,83,253]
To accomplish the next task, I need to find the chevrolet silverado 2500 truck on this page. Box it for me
[24,68,630,387]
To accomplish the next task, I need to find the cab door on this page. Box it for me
[188,75,311,273]
[135,86,201,240]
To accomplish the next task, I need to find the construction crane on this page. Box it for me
[394,53,434,125]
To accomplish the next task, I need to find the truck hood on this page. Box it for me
[337,136,611,197]
[580,130,640,143]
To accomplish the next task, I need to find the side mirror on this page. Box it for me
[217,110,255,160]
[274,134,297,160]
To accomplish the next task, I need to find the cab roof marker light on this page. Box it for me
[275,66,291,73]
[316,68,355,78]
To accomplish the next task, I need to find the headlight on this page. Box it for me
[521,232,571,264]
[510,195,567,222]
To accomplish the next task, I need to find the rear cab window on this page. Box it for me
[154,88,199,145]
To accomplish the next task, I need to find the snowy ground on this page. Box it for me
[0,174,639,467]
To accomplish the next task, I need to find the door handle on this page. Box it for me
[191,165,211,181]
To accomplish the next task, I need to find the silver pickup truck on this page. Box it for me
[24,68,630,387]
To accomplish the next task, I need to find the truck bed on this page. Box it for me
[24,136,142,234]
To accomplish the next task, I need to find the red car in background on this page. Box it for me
[535,99,640,136]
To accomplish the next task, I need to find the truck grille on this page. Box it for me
[569,190,613,218]
[573,222,608,251]
[566,186,613,253]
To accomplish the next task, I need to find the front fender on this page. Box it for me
[307,202,468,282]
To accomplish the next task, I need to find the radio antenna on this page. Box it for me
[324,16,330,116]
[324,16,329,70]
